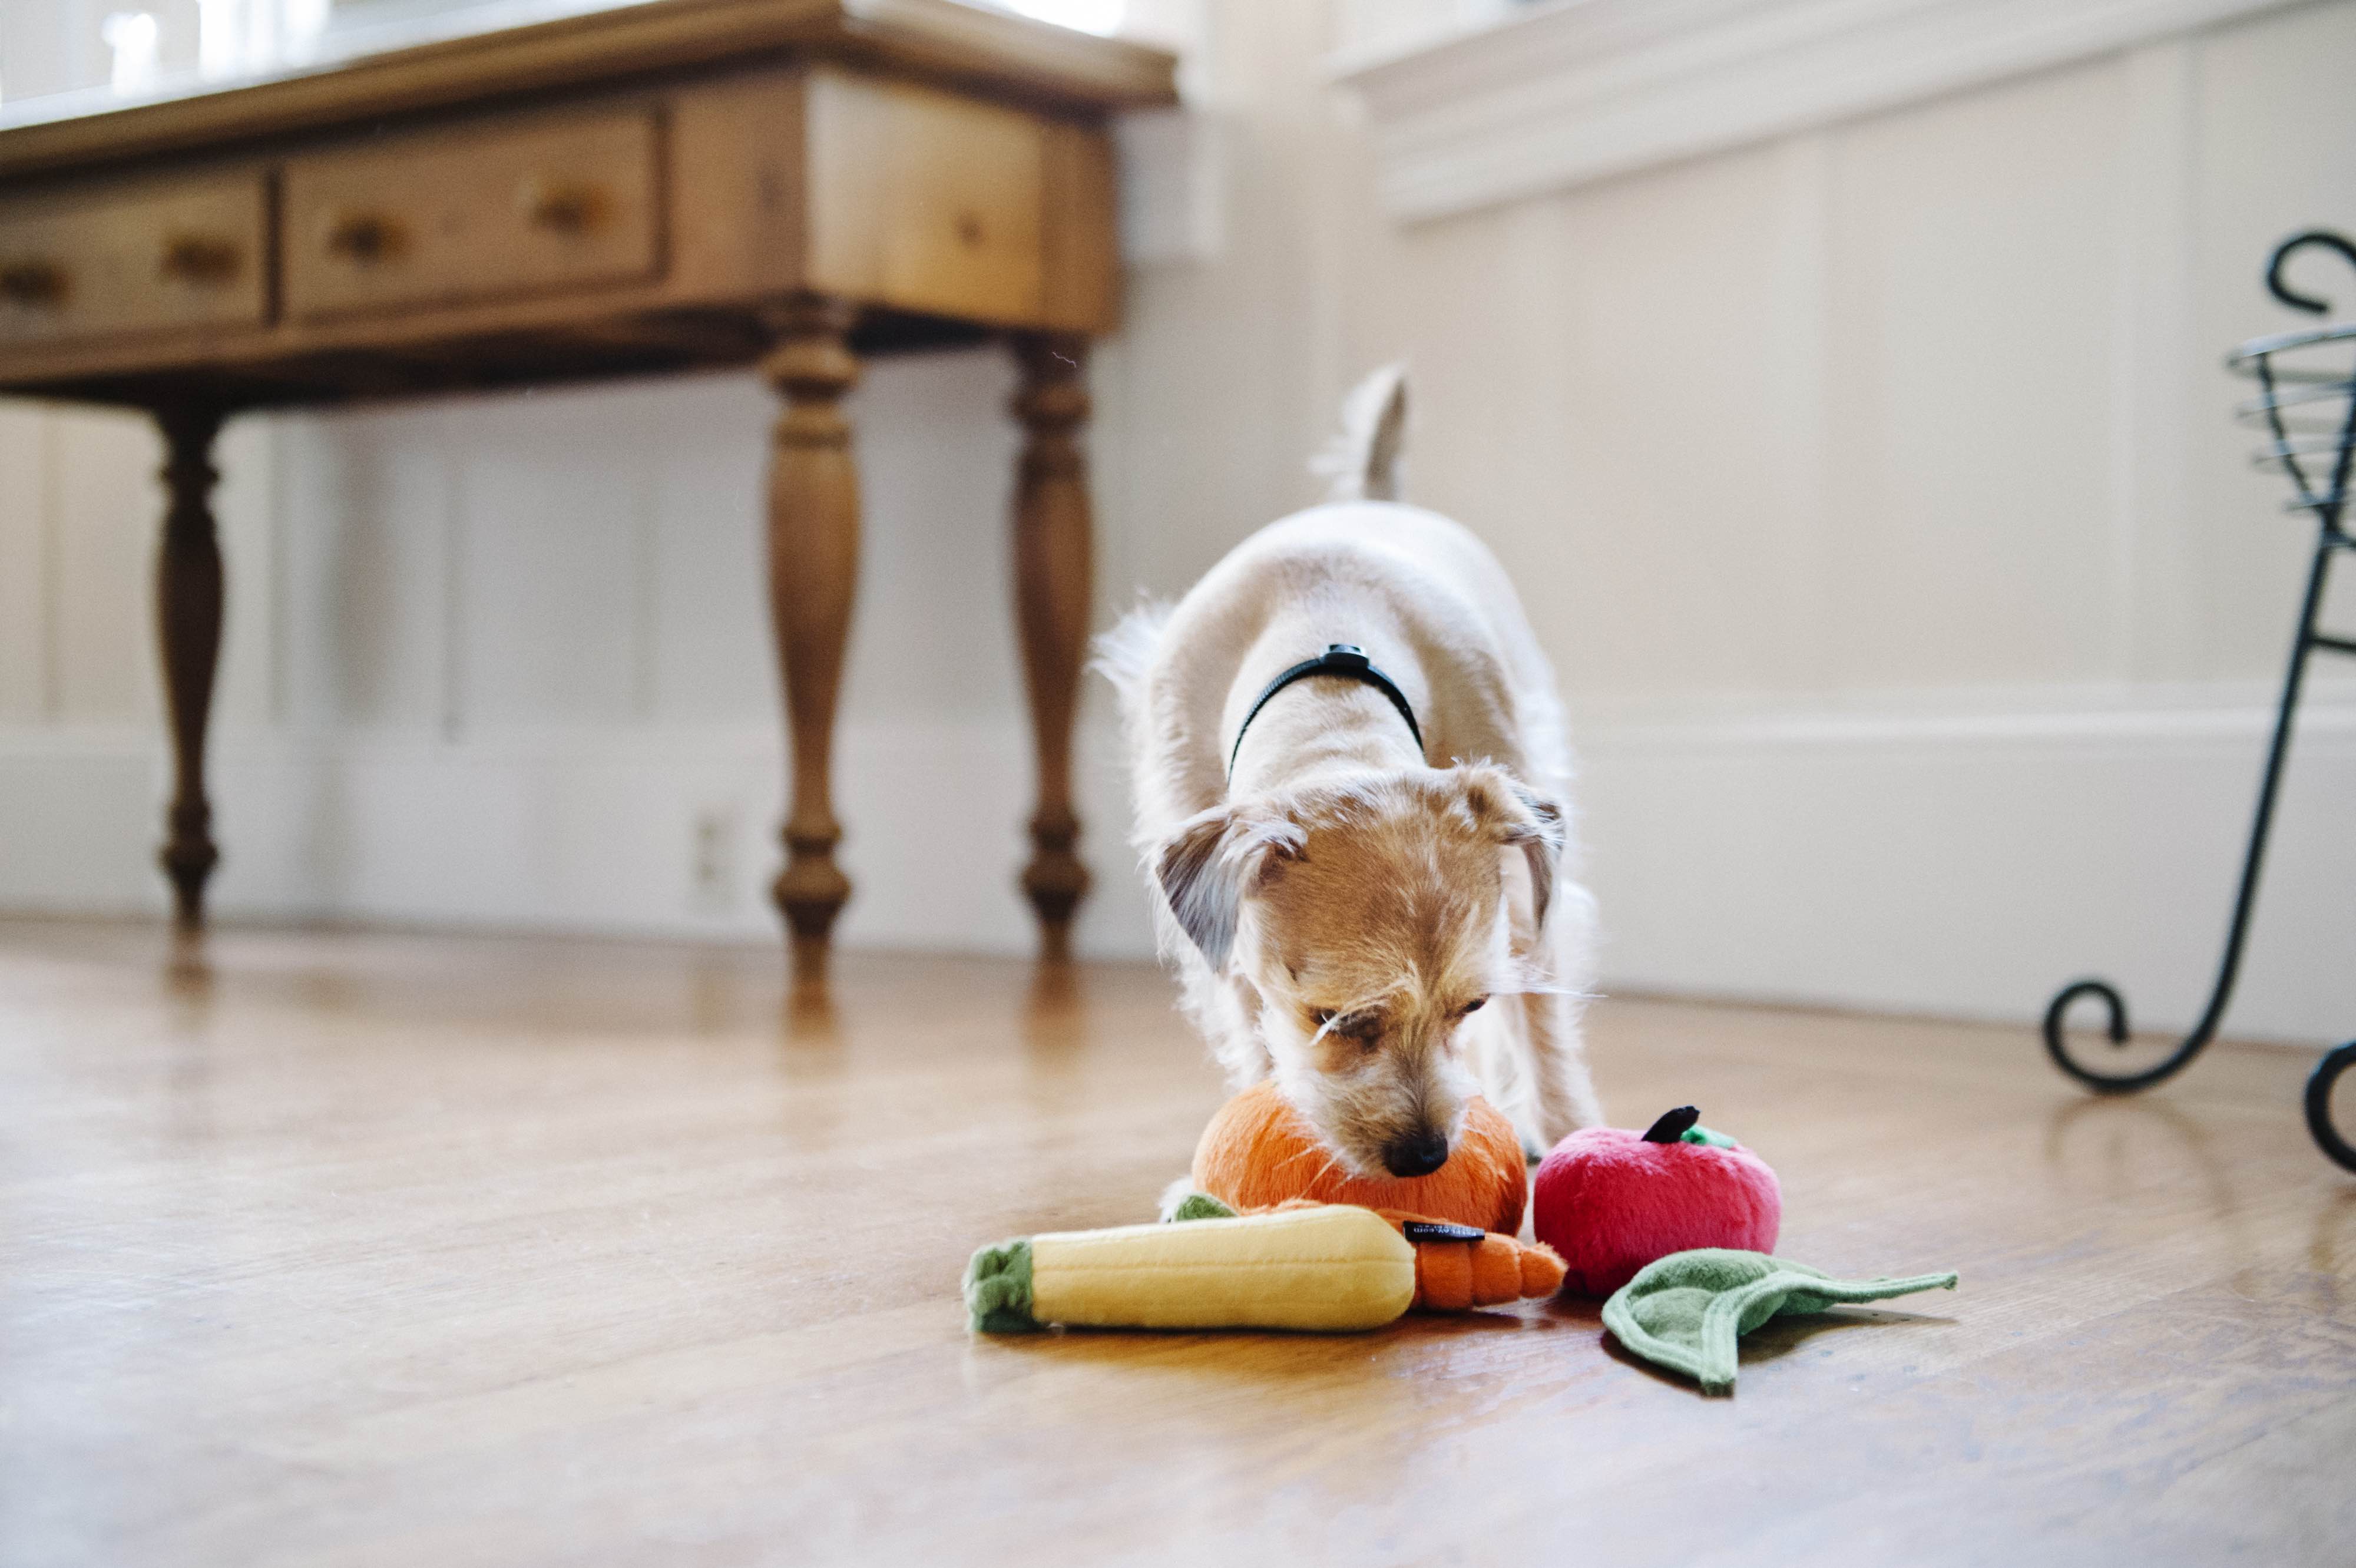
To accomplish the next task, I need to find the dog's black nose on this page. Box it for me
[1382,1130,1451,1178]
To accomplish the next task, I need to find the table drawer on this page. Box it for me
[0,176,267,346]
[283,108,660,320]
[805,70,1047,325]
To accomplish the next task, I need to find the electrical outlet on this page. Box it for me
[690,806,739,915]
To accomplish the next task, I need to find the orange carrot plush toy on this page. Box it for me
[1369,1210,1564,1310]
[1166,1193,1563,1312]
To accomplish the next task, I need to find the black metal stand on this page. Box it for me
[2043,231,2356,1174]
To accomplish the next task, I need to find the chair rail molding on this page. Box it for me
[1335,0,2308,222]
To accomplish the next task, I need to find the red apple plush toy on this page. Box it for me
[1533,1106,1782,1298]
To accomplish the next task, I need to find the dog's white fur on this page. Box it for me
[1098,368,1602,1175]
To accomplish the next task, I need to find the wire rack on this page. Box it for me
[2042,230,2356,1173]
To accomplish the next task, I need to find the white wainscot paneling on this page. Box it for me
[0,406,48,722]
[279,402,463,730]
[47,411,164,725]
[1819,55,2129,687]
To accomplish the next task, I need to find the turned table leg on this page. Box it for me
[762,296,861,965]
[1011,332,1094,961]
[154,405,226,929]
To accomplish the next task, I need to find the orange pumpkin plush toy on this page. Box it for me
[1192,1080,1530,1236]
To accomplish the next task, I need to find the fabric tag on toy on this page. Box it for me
[1399,1220,1485,1243]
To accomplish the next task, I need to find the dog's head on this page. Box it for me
[1155,763,1566,1178]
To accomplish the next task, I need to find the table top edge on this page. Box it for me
[0,0,1179,184]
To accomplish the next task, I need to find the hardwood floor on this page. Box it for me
[1,919,2348,1566]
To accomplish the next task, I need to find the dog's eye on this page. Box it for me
[1457,995,1490,1018]
[1312,1008,1381,1045]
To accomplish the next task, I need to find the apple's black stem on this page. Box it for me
[1642,1106,1700,1143]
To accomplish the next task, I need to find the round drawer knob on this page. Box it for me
[518,178,605,236]
[323,211,405,265]
[159,234,243,287]
[0,259,68,308]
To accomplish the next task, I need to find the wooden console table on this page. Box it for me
[0,0,1174,962]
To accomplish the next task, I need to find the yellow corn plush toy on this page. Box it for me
[967,1204,1417,1333]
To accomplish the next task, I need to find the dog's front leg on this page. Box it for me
[1177,957,1275,1089]
[1516,988,1602,1147]
[1218,973,1276,1087]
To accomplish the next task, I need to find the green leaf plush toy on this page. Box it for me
[1602,1248,1958,1395]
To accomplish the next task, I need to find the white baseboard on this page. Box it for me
[1578,684,2356,1045]
[0,719,1160,960]
[4,686,2350,1043]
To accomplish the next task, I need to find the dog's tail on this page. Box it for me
[1311,363,1408,504]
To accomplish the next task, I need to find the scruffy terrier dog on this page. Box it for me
[1098,368,1602,1182]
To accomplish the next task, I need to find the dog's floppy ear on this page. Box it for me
[1154,803,1306,969]
[1461,767,1567,927]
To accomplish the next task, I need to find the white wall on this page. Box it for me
[4,0,2353,1043]
[0,0,202,102]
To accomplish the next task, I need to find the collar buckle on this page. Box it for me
[1226,643,1426,778]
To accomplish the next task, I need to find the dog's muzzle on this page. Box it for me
[1383,1129,1451,1178]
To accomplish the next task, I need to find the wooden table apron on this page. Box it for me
[0,0,1176,962]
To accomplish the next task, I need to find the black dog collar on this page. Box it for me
[1227,644,1425,776]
